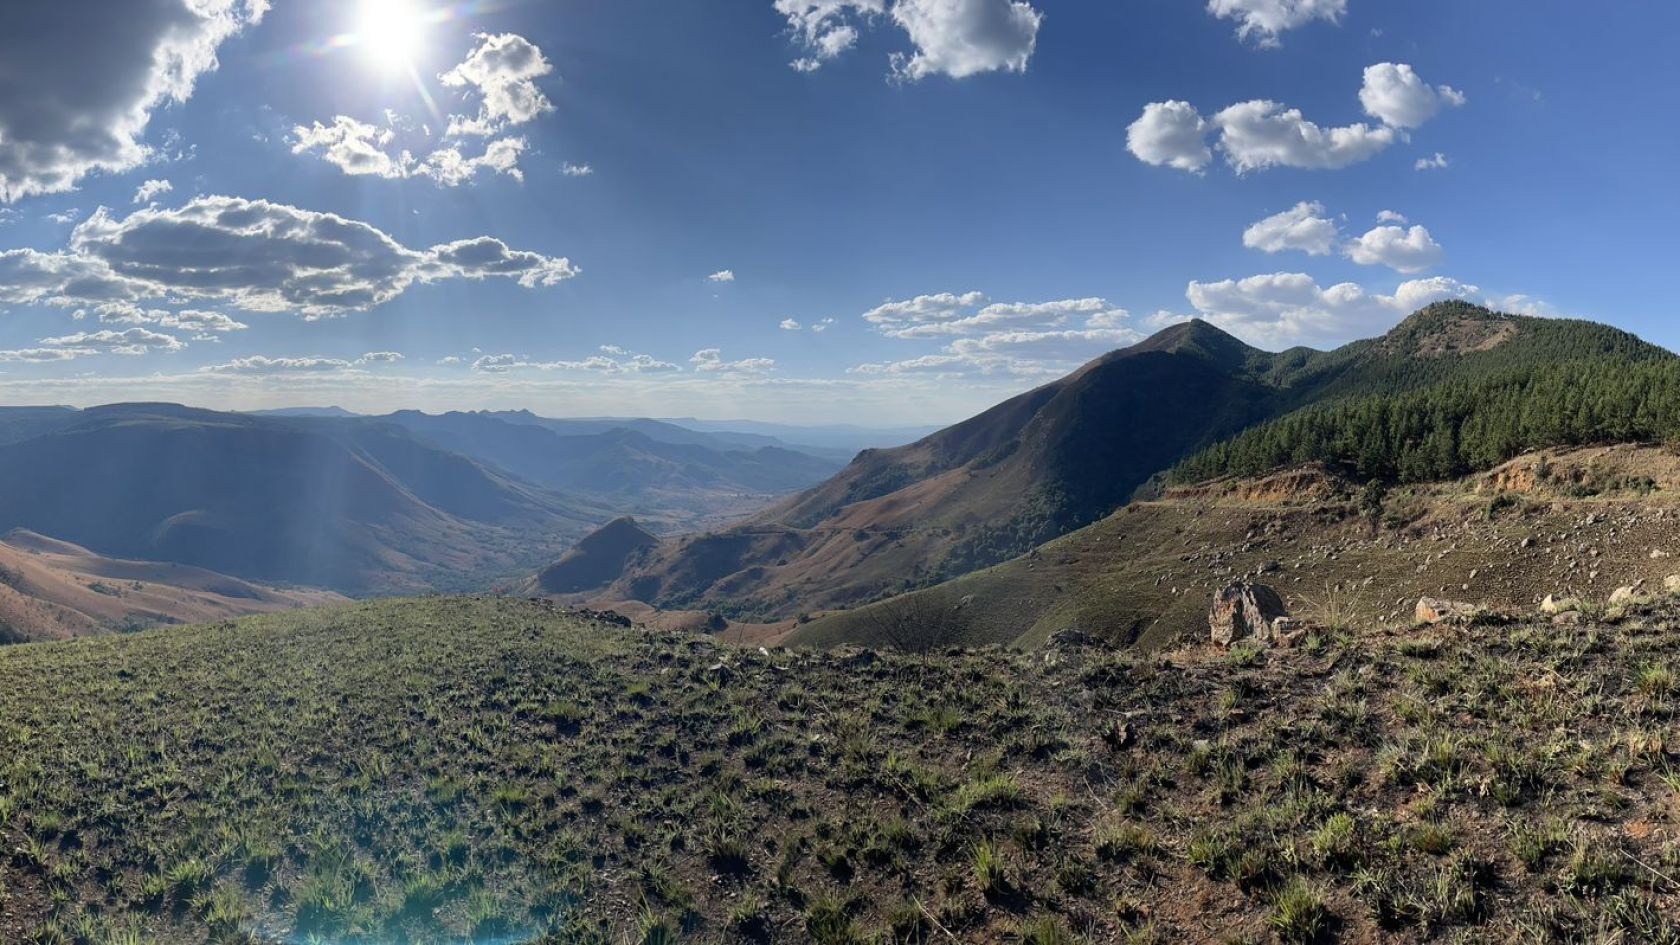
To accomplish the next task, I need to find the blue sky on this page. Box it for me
[0,0,1675,424]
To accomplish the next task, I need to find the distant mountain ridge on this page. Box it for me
[0,404,602,594]
[563,303,1674,619]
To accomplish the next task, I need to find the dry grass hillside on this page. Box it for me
[2,597,1678,943]
[792,444,1680,651]
[0,530,341,642]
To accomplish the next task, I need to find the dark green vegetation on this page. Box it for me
[1174,349,1680,487]
[584,303,1673,621]
[3,597,1679,943]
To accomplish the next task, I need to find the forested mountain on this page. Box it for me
[551,303,1676,619]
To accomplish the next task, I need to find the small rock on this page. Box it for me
[1609,585,1640,607]
[1416,597,1478,625]
[1664,574,1680,595]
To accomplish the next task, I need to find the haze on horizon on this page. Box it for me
[0,0,1676,426]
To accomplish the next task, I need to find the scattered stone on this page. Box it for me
[1416,597,1478,625]
[1664,574,1680,595]
[1046,627,1103,650]
[1609,585,1640,607]
[1209,582,1289,647]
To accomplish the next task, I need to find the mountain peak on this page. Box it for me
[1383,302,1519,357]
[1129,318,1259,370]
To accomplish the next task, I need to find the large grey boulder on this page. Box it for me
[1210,583,1289,647]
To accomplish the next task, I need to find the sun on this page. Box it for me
[354,0,428,71]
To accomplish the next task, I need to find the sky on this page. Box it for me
[0,0,1676,425]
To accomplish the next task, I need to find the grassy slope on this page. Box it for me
[791,445,1680,652]
[3,597,1680,943]
[0,531,344,642]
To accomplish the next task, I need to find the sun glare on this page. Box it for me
[355,0,428,71]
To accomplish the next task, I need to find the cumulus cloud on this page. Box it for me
[855,292,1139,375]
[1242,201,1339,255]
[1415,152,1450,171]
[38,326,185,355]
[1213,101,1397,172]
[690,348,776,374]
[1343,224,1445,273]
[293,34,551,186]
[775,0,1042,80]
[292,118,529,187]
[780,318,802,330]
[1185,272,1535,347]
[0,1,266,202]
[1239,202,1446,272]
[1126,102,1211,173]
[1129,64,1459,174]
[132,179,174,205]
[560,162,594,177]
[0,196,576,318]
[75,301,248,333]
[707,269,736,283]
[1359,63,1466,130]
[440,33,555,136]
[1207,0,1345,47]
[356,351,405,364]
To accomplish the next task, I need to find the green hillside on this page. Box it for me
[3,597,1679,943]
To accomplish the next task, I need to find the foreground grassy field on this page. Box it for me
[2,597,1679,943]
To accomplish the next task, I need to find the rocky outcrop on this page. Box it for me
[1209,583,1289,647]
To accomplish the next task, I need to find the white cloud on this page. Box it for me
[1184,272,1535,347]
[561,162,594,177]
[1213,100,1397,172]
[201,356,358,375]
[889,0,1044,81]
[472,350,682,375]
[1207,0,1345,47]
[75,302,247,334]
[707,269,736,283]
[1414,152,1450,171]
[45,210,82,225]
[1375,209,1408,224]
[690,348,776,374]
[436,356,464,366]
[132,179,174,205]
[856,292,1138,375]
[1126,101,1211,173]
[0,196,576,317]
[293,34,551,186]
[440,33,555,137]
[775,0,1042,80]
[0,348,94,363]
[780,318,802,330]
[1242,201,1339,255]
[356,351,405,364]
[0,1,266,203]
[38,326,185,355]
[1131,63,1461,175]
[1343,224,1445,273]
[1359,63,1466,130]
[292,116,528,186]
[811,317,836,332]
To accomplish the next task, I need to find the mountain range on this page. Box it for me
[0,404,853,601]
[565,303,1672,619]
